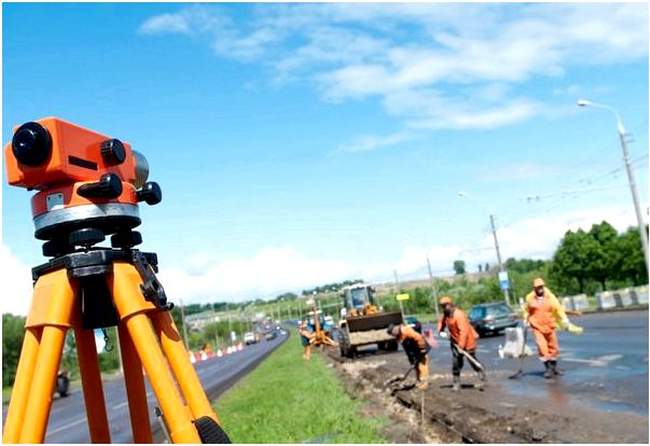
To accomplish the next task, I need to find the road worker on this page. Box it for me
[387,323,430,389]
[524,278,583,379]
[298,320,314,360]
[437,296,486,391]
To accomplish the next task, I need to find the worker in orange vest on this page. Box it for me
[437,296,486,391]
[298,320,314,360]
[524,278,583,378]
[387,323,431,389]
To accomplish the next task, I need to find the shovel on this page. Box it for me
[450,342,486,373]
[383,364,416,388]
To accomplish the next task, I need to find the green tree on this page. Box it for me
[3,314,26,387]
[453,260,466,275]
[551,229,592,293]
[587,221,619,290]
[616,227,648,285]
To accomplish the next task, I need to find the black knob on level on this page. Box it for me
[77,173,123,199]
[100,138,126,165]
[136,181,162,205]
[12,122,52,166]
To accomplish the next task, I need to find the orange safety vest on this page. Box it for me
[437,308,478,350]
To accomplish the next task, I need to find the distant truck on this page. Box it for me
[337,283,403,358]
[244,332,257,345]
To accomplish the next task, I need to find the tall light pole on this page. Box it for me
[458,191,510,305]
[577,99,649,271]
[426,256,440,321]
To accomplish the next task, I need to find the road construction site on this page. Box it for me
[324,309,648,443]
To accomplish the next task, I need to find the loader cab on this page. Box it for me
[342,284,376,312]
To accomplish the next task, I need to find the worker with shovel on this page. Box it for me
[524,278,583,379]
[437,296,486,391]
[387,323,431,389]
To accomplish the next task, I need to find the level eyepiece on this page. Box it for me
[12,122,52,166]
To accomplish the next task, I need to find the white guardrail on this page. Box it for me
[560,285,648,311]
[594,285,648,310]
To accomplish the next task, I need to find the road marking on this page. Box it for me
[563,354,623,367]
[112,401,129,410]
[46,417,86,436]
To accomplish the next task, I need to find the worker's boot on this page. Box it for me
[543,361,553,379]
[452,376,461,392]
[550,360,563,376]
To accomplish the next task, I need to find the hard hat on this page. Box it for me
[533,278,545,287]
[439,296,453,305]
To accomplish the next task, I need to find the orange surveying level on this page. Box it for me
[3,118,230,443]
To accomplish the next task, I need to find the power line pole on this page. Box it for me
[619,130,650,271]
[426,256,440,322]
[490,214,510,305]
[393,269,405,318]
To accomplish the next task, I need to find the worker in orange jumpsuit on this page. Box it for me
[524,277,582,378]
[298,321,313,360]
[387,323,430,389]
[437,296,486,391]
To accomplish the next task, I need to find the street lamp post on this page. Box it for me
[458,192,510,305]
[577,99,649,271]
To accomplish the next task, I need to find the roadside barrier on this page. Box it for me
[561,294,590,311]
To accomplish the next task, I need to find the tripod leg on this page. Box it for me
[3,327,42,443]
[124,313,201,443]
[75,327,111,443]
[118,323,153,443]
[19,325,67,443]
[151,311,221,423]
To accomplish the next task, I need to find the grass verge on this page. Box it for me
[215,336,386,443]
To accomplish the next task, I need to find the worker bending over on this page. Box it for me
[524,278,583,378]
[438,296,486,391]
[387,323,431,389]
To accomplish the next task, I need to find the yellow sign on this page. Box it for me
[396,293,410,301]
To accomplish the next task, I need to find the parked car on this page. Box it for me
[244,332,257,345]
[265,331,277,341]
[404,315,422,333]
[468,302,518,337]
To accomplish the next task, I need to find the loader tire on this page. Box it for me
[194,416,231,443]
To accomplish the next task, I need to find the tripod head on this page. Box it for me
[4,117,162,256]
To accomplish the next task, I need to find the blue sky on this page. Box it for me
[2,2,648,313]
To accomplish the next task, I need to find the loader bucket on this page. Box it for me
[346,311,403,332]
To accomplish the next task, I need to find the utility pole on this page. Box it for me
[179,299,190,350]
[578,99,649,271]
[490,214,510,305]
[394,269,405,318]
[619,130,650,271]
[426,256,440,322]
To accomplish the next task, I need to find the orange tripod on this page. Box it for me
[308,301,337,348]
[3,247,230,444]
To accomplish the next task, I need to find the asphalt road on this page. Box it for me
[421,309,649,416]
[3,333,287,443]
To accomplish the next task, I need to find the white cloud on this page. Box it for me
[138,3,647,145]
[337,130,416,153]
[0,244,34,316]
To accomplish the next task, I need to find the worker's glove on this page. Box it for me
[522,319,530,328]
[439,331,449,339]
[567,322,584,334]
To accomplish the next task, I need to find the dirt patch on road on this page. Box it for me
[323,348,648,443]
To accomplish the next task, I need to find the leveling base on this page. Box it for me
[2,248,230,443]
